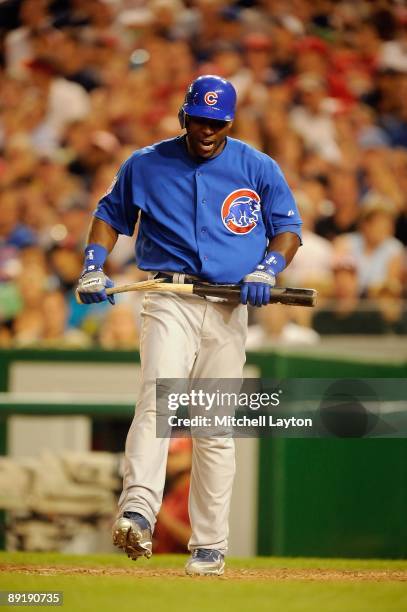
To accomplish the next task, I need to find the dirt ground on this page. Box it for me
[1,564,406,582]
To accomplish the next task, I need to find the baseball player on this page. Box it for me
[77,75,302,576]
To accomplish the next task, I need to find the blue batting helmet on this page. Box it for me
[178,75,237,128]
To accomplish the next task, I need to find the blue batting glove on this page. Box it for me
[241,252,286,307]
[76,244,115,305]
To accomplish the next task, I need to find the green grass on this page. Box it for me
[0,553,406,612]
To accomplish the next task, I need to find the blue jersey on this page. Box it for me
[94,136,302,283]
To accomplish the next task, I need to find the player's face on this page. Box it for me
[185,116,233,159]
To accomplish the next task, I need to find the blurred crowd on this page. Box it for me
[0,0,406,348]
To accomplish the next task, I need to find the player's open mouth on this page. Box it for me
[199,140,216,152]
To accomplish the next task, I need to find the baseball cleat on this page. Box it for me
[112,512,152,560]
[185,548,225,576]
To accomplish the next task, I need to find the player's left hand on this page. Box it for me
[240,268,276,306]
[241,252,286,307]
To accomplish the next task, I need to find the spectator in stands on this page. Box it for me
[316,167,361,240]
[334,198,404,297]
[17,183,58,248]
[379,71,407,148]
[269,18,297,81]
[41,289,89,346]
[4,0,51,78]
[66,128,120,189]
[0,190,36,252]
[48,245,83,292]
[262,102,304,175]
[290,73,341,163]
[98,303,139,349]
[13,264,47,345]
[25,56,91,141]
[360,147,404,214]
[243,32,273,86]
[313,255,388,335]
[0,137,38,189]
[351,104,390,150]
[247,301,320,349]
[50,31,102,92]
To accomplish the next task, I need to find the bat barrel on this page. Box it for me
[272,287,317,307]
[192,285,317,307]
[272,292,317,307]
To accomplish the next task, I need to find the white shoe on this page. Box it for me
[185,548,225,576]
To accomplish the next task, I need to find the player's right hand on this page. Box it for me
[76,268,115,305]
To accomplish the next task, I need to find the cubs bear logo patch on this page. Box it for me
[221,189,261,234]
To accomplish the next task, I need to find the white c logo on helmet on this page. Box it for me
[204,91,218,106]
